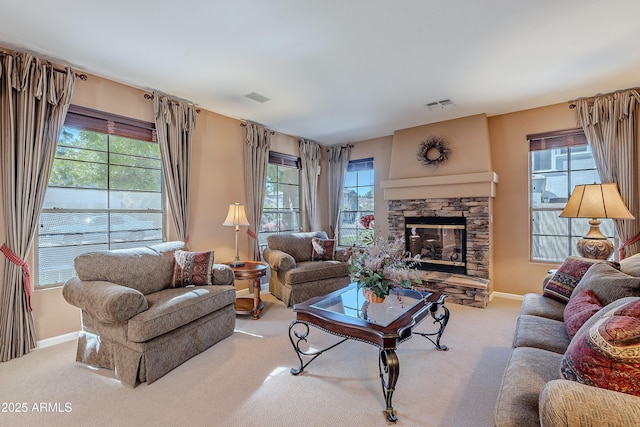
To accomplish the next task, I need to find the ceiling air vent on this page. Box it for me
[245,92,270,103]
[426,99,455,111]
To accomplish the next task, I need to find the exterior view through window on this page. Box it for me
[529,130,612,262]
[259,152,301,250]
[339,158,374,247]
[37,109,163,286]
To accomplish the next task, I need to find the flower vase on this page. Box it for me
[363,288,386,304]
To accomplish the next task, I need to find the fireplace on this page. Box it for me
[405,216,466,275]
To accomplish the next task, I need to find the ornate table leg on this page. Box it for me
[379,349,400,422]
[288,320,348,375]
[414,302,450,351]
[252,278,262,319]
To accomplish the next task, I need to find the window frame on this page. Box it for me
[528,128,612,263]
[36,105,164,287]
[259,151,302,250]
[339,157,375,247]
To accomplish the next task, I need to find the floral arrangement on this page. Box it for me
[360,214,375,246]
[347,236,422,299]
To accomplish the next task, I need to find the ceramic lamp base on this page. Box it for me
[577,238,613,260]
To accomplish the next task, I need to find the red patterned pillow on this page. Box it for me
[543,257,601,303]
[171,250,215,288]
[563,289,603,339]
[311,237,336,261]
[561,299,640,397]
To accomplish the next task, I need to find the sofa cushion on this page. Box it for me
[284,261,349,285]
[74,241,184,295]
[564,289,603,339]
[543,256,601,303]
[494,347,563,427]
[512,314,570,354]
[311,237,336,261]
[571,262,640,306]
[520,293,565,321]
[620,252,640,277]
[561,298,640,397]
[171,250,215,288]
[267,231,327,262]
[127,285,236,342]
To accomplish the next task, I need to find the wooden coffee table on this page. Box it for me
[288,283,449,422]
[224,261,268,319]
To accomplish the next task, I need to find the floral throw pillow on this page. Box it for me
[563,289,603,339]
[543,256,601,304]
[311,237,336,261]
[561,299,640,397]
[171,250,215,288]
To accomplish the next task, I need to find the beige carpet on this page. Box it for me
[0,292,521,427]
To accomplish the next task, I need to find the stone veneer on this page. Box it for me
[388,197,491,307]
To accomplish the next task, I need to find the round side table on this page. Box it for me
[224,261,268,320]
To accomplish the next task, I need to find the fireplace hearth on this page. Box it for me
[405,216,466,275]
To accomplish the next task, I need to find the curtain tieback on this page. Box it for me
[1,243,32,311]
[619,233,640,260]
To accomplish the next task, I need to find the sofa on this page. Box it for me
[63,241,236,386]
[262,231,351,306]
[495,254,640,426]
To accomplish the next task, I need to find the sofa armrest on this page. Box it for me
[263,248,295,271]
[63,277,148,323]
[212,264,234,285]
[540,379,640,427]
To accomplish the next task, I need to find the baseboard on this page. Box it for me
[490,291,524,301]
[36,331,79,350]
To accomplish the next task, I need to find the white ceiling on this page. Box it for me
[1,0,640,145]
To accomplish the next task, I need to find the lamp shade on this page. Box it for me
[223,203,250,226]
[560,183,634,220]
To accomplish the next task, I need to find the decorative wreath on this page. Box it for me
[417,135,450,167]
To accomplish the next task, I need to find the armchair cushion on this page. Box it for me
[171,250,215,288]
[284,261,349,285]
[63,277,148,323]
[267,231,328,262]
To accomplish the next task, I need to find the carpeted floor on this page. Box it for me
[0,291,521,427]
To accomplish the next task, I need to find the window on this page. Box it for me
[37,106,164,286]
[259,152,301,249]
[529,129,613,262]
[339,158,374,246]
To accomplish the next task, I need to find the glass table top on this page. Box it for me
[310,285,430,327]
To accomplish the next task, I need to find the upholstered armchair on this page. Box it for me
[263,231,351,306]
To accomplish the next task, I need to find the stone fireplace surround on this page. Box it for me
[388,197,491,308]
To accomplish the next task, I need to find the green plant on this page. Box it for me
[347,236,422,299]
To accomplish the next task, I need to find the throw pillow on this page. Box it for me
[311,237,337,261]
[561,299,640,397]
[171,250,215,288]
[543,256,601,303]
[571,262,640,306]
[563,289,603,339]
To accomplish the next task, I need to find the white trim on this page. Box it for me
[490,291,524,301]
[36,331,78,349]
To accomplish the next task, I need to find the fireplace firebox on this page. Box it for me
[405,216,466,275]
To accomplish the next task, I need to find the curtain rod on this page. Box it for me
[239,122,275,134]
[0,48,87,80]
[568,87,640,109]
[143,93,201,113]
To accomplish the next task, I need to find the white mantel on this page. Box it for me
[381,171,499,201]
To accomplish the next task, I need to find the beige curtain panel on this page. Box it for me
[576,89,640,257]
[0,51,75,361]
[300,139,321,232]
[153,93,197,244]
[244,122,271,260]
[326,145,351,239]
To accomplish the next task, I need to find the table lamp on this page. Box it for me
[223,202,250,267]
[560,183,634,259]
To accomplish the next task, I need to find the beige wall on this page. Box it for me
[2,71,299,341]
[488,103,580,295]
